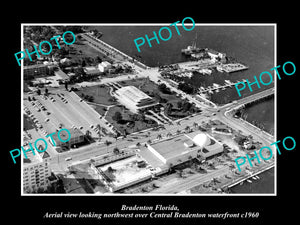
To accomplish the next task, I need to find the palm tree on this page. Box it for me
[176,129,181,135]
[166,132,172,138]
[85,130,91,141]
[96,124,101,141]
[157,134,162,140]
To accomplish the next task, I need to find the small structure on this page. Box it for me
[83,66,101,76]
[98,61,111,72]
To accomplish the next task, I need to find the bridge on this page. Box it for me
[231,87,274,109]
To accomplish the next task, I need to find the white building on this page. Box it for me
[22,148,52,193]
[114,86,158,113]
[147,131,223,167]
[98,61,111,72]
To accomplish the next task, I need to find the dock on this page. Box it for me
[223,162,274,189]
[198,80,245,94]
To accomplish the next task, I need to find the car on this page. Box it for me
[65,157,72,161]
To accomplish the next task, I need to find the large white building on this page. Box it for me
[114,86,158,113]
[147,131,223,167]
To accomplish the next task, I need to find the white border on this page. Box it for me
[21,23,277,197]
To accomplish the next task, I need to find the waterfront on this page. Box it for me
[230,167,274,194]
[91,26,274,193]
[89,25,275,194]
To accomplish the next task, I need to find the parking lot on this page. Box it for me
[23,90,116,139]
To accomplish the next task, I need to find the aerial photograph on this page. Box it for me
[21,24,275,195]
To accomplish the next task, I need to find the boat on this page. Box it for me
[252,176,257,180]
[246,179,252,183]
[181,33,202,55]
[255,175,260,179]
[240,181,243,185]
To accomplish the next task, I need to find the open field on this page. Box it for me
[75,85,114,106]
[68,38,112,65]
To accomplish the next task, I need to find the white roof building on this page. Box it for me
[98,61,112,72]
[114,86,157,113]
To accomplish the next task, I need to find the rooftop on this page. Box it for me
[149,134,201,161]
[98,156,152,190]
[115,86,152,104]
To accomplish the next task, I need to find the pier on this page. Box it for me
[198,80,247,94]
[224,162,274,189]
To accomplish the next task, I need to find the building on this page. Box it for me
[114,86,158,113]
[83,66,101,76]
[60,58,71,66]
[97,156,153,192]
[23,149,51,193]
[191,132,224,159]
[98,61,111,72]
[49,128,85,148]
[54,69,69,82]
[146,131,223,167]
[24,64,49,79]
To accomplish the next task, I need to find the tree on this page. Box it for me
[113,147,120,155]
[112,111,123,123]
[65,82,68,91]
[177,101,183,109]
[157,134,162,140]
[158,83,171,94]
[96,124,101,141]
[36,89,41,95]
[81,60,86,67]
[85,130,91,140]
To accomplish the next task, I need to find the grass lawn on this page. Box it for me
[68,39,112,64]
[75,85,115,106]
[105,105,157,134]
[88,104,107,116]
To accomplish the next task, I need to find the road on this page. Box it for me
[150,166,230,193]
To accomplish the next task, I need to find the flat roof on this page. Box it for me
[98,156,152,189]
[150,134,201,160]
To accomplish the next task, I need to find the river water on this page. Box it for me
[91,25,275,193]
